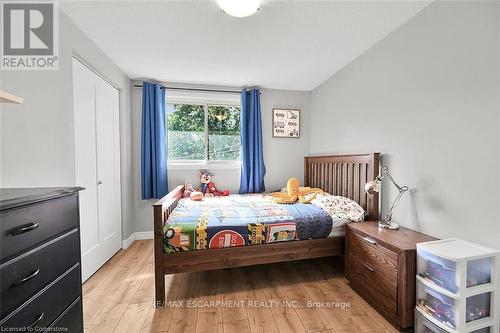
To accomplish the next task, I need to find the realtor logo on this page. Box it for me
[1,0,59,70]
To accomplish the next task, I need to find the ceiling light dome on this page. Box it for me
[217,0,261,17]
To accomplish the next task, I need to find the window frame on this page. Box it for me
[166,95,242,169]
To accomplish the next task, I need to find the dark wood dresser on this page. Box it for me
[0,187,84,332]
[346,222,436,331]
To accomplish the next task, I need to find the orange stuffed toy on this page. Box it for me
[268,178,323,204]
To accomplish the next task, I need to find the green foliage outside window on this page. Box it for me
[167,103,241,161]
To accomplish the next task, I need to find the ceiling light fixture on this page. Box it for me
[217,0,261,17]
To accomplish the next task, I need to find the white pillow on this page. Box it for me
[312,194,365,222]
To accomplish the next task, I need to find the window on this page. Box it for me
[167,104,205,160]
[167,102,241,164]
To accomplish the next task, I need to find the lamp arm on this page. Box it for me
[379,167,404,192]
[370,166,410,225]
[382,185,409,223]
[376,167,409,223]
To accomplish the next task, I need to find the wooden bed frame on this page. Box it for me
[153,153,380,305]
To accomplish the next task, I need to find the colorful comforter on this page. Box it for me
[163,194,334,254]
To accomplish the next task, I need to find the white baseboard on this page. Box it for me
[121,233,136,249]
[135,231,154,240]
[122,231,154,249]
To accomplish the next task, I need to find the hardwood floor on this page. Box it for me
[83,240,401,333]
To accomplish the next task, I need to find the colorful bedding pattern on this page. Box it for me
[282,202,332,240]
[312,194,366,222]
[163,194,333,254]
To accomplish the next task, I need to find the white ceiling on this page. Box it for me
[61,0,430,91]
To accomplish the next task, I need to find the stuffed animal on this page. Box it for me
[183,182,203,201]
[200,171,229,196]
[199,171,212,194]
[183,182,195,198]
[268,178,323,204]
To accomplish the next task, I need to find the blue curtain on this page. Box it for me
[239,89,266,193]
[141,82,168,199]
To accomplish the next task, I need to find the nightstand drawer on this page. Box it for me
[349,230,398,281]
[348,254,397,314]
[346,222,436,330]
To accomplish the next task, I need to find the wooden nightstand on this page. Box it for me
[346,222,436,331]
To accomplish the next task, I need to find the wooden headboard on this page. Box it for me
[304,153,380,221]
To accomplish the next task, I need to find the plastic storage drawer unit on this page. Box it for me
[416,239,499,333]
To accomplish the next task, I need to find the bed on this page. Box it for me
[163,194,347,254]
[153,153,380,305]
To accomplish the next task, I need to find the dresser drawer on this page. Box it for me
[0,229,80,319]
[349,230,398,281]
[348,254,398,315]
[0,263,81,330]
[47,297,83,333]
[0,194,78,262]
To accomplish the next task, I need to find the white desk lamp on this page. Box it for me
[365,166,409,230]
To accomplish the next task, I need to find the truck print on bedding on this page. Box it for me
[163,194,335,254]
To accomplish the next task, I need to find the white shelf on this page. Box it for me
[0,90,23,104]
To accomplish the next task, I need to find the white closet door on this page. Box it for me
[73,57,121,282]
[73,58,101,282]
[95,75,121,268]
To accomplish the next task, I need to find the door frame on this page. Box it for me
[73,53,120,90]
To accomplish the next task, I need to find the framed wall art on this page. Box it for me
[272,108,300,138]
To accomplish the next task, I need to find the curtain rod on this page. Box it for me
[133,84,241,94]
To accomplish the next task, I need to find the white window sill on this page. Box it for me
[168,161,241,170]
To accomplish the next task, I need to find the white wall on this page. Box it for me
[131,87,311,233]
[0,12,134,240]
[310,1,499,248]
[3,1,497,249]
[261,89,311,191]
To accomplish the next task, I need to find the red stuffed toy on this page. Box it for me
[200,171,229,196]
